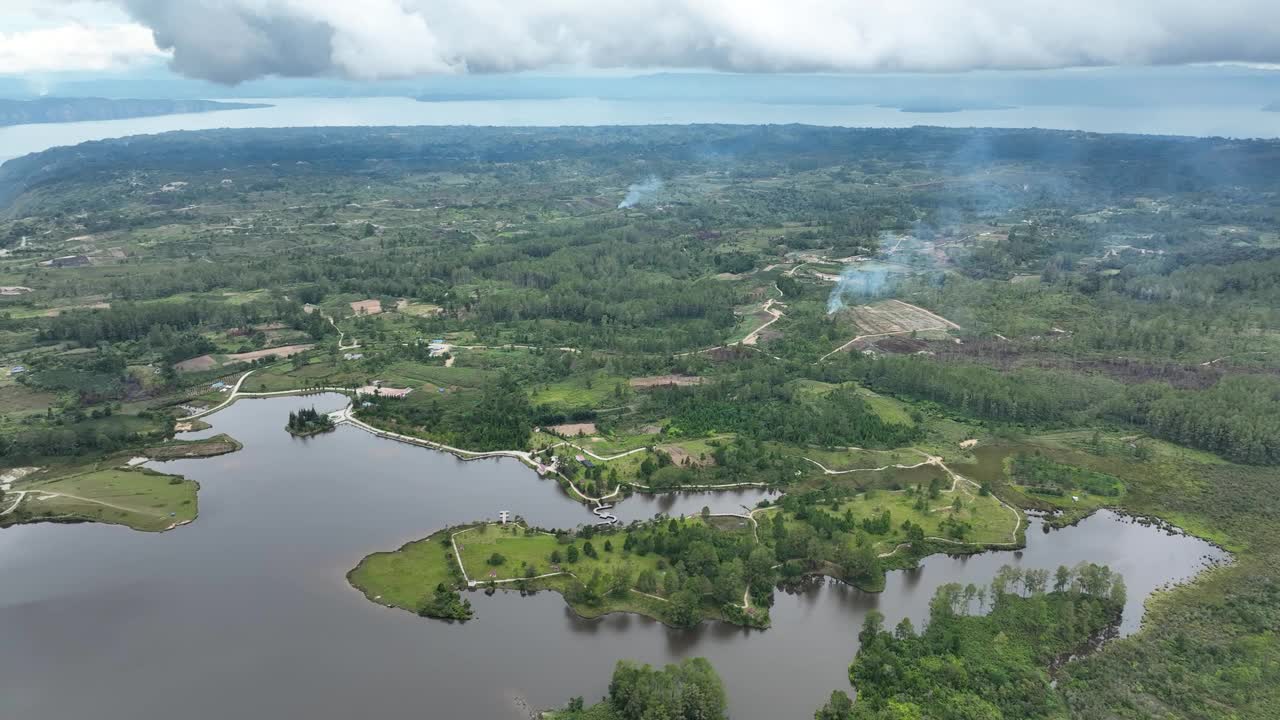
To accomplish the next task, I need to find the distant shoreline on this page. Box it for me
[0,98,271,127]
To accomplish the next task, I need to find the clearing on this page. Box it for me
[545,422,598,437]
[845,299,961,336]
[629,375,705,389]
[350,299,382,315]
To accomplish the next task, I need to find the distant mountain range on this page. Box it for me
[0,98,269,126]
[1265,101,1279,112]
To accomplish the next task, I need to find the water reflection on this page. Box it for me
[0,395,1227,720]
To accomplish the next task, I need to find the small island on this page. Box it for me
[285,407,335,437]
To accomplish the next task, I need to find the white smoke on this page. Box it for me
[618,176,663,209]
[88,0,1280,84]
[827,262,895,314]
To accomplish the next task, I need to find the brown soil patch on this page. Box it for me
[174,354,218,372]
[846,299,960,336]
[546,422,598,437]
[225,344,314,362]
[350,299,382,315]
[629,375,705,389]
[658,444,714,467]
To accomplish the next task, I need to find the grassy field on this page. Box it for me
[530,372,630,409]
[455,523,667,583]
[7,465,198,532]
[772,475,1021,557]
[348,529,460,610]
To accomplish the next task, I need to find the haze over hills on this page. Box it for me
[2,66,1279,112]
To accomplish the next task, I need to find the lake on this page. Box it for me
[1,96,1277,164]
[0,394,1227,719]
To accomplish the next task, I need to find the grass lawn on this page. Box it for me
[455,523,667,583]
[12,465,198,532]
[348,530,460,610]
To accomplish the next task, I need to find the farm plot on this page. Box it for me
[846,299,960,336]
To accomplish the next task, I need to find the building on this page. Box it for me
[8,366,26,375]
[498,511,510,525]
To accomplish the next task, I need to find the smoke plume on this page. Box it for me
[827,262,895,314]
[618,176,663,209]
[99,1,1280,84]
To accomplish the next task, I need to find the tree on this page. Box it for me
[1054,565,1071,593]
[1110,575,1128,607]
[566,545,580,563]
[815,691,854,720]
[636,569,658,594]
[859,610,885,646]
[605,658,727,720]
[667,589,701,627]
[487,552,506,566]
[713,559,745,605]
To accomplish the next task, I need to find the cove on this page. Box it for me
[0,395,1227,720]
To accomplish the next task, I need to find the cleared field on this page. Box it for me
[545,422,597,436]
[175,343,314,371]
[629,374,705,389]
[350,299,382,315]
[224,344,314,362]
[846,299,960,336]
[398,301,442,317]
[174,354,218,371]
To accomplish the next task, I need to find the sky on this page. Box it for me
[3,0,1280,84]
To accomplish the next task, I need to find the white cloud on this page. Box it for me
[0,22,167,74]
[9,1,1280,82]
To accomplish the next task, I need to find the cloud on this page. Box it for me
[0,21,167,74]
[19,1,1280,83]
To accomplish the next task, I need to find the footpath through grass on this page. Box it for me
[5,465,198,532]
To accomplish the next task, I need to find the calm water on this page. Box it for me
[0,395,1226,719]
[1,96,1277,164]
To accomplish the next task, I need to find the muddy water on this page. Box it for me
[0,395,1226,720]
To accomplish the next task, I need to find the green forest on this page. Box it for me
[2,124,1278,719]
